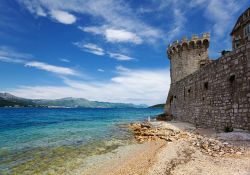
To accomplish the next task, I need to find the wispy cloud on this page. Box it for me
[25,61,77,76]
[0,46,31,63]
[80,26,142,44]
[73,42,136,61]
[106,28,142,44]
[18,1,77,24]
[0,46,78,76]
[0,55,24,63]
[17,0,163,44]
[187,0,245,39]
[108,52,135,61]
[9,67,170,105]
[73,42,105,56]
[116,65,130,72]
[60,58,70,63]
[167,8,186,41]
[97,68,105,72]
[204,0,240,38]
[80,26,103,35]
[50,10,76,25]
[19,0,47,17]
[187,0,247,56]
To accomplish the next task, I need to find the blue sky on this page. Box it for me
[0,0,249,105]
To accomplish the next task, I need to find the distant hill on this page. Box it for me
[33,97,147,108]
[0,93,38,107]
[0,97,29,107]
[0,93,147,108]
[148,103,165,108]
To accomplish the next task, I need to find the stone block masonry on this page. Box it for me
[166,43,250,131]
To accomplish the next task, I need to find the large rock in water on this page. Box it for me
[155,113,173,121]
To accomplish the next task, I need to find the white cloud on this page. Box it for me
[79,26,103,35]
[18,0,163,43]
[81,26,142,44]
[0,46,31,63]
[73,42,136,61]
[50,10,76,24]
[74,42,105,56]
[116,65,130,72]
[81,25,160,44]
[108,52,135,61]
[20,0,47,17]
[9,68,170,105]
[0,55,24,63]
[204,0,240,38]
[97,68,105,72]
[0,46,78,76]
[186,0,246,56]
[25,61,78,75]
[60,58,70,63]
[82,43,105,56]
[36,7,47,17]
[167,6,187,42]
[105,29,142,44]
[186,0,242,39]
[136,0,171,14]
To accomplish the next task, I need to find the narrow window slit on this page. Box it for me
[204,82,208,90]
[229,75,235,83]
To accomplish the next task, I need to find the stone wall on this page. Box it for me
[166,43,250,131]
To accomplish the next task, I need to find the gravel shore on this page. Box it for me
[77,121,250,175]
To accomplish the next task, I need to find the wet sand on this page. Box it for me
[75,141,165,175]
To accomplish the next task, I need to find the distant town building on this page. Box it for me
[231,7,250,50]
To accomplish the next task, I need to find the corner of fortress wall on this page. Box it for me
[165,42,250,131]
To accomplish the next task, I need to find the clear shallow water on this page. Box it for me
[0,108,163,174]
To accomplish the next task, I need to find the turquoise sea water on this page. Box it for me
[0,108,163,174]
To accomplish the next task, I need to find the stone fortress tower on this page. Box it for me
[165,7,250,131]
[167,33,210,83]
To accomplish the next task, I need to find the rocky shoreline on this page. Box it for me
[129,122,246,157]
[79,120,250,175]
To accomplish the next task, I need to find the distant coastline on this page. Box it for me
[148,103,165,108]
[0,92,147,108]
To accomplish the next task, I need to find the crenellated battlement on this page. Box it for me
[167,33,210,83]
[167,33,210,58]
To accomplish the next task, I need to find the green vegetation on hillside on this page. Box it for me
[0,97,34,107]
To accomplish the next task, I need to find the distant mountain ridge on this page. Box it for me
[0,93,147,108]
